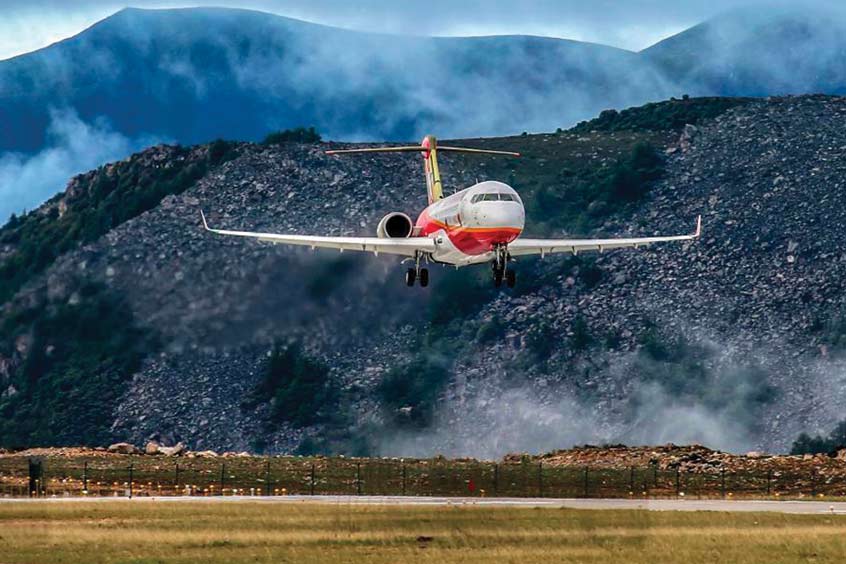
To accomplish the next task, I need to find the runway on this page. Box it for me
[4,495,846,514]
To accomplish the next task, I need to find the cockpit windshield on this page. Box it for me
[471,193,516,203]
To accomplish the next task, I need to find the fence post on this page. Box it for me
[583,467,589,498]
[652,463,658,489]
[766,469,771,497]
[811,469,817,498]
[356,462,362,496]
[629,466,635,494]
[493,464,499,497]
[28,458,43,498]
[537,462,543,498]
[83,461,88,494]
[401,461,407,496]
[220,463,226,495]
[265,460,271,496]
[675,467,680,497]
[175,463,181,494]
[310,462,316,495]
[721,468,726,499]
[128,464,134,499]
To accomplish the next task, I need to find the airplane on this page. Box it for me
[201,135,701,288]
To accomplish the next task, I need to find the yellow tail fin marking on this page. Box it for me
[422,135,443,203]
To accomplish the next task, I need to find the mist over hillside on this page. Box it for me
[642,6,846,95]
[7,6,846,219]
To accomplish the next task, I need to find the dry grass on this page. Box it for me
[2,501,846,563]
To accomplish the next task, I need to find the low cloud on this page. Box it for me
[0,109,163,224]
[374,334,830,459]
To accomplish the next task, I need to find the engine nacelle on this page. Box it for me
[376,212,414,238]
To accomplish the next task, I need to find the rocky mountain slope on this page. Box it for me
[2,96,846,457]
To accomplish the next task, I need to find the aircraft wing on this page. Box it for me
[201,211,435,257]
[508,216,701,258]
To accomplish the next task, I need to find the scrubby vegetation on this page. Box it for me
[244,342,337,428]
[810,309,846,354]
[0,284,155,448]
[790,420,846,455]
[377,354,450,428]
[571,97,755,133]
[262,127,322,145]
[528,142,665,233]
[0,142,239,304]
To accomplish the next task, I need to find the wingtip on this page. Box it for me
[695,215,702,237]
[200,209,210,231]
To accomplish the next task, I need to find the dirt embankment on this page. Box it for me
[522,444,846,476]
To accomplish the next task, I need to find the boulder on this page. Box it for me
[107,442,140,455]
[836,449,846,461]
[158,442,186,456]
[145,441,161,455]
[195,450,219,458]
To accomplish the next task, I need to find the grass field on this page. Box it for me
[2,502,846,563]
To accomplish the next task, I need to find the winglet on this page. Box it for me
[200,209,210,231]
[694,215,702,238]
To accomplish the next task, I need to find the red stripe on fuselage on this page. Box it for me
[416,209,521,256]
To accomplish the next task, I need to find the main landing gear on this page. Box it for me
[492,244,516,289]
[405,252,429,287]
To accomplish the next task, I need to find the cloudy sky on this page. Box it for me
[0,0,834,60]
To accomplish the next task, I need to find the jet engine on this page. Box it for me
[376,212,414,238]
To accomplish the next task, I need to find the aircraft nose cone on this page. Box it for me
[477,203,525,230]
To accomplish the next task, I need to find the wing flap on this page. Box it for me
[201,211,435,257]
[509,216,701,257]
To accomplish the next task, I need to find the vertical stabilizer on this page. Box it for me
[421,135,443,204]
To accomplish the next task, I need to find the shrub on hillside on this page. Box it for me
[262,127,322,145]
[790,420,846,455]
[377,355,450,428]
[246,342,337,427]
[571,97,754,133]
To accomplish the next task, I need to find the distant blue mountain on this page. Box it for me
[642,8,846,96]
[0,7,674,154]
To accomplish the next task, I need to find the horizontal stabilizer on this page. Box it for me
[326,146,424,155]
[326,146,520,157]
[438,146,520,157]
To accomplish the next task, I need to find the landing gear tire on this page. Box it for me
[419,268,429,288]
[505,269,516,289]
[405,268,416,287]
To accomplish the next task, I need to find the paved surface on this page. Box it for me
[3,495,846,514]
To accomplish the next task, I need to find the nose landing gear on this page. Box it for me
[492,244,516,288]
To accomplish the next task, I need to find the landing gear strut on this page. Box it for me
[492,244,515,289]
[404,252,429,287]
